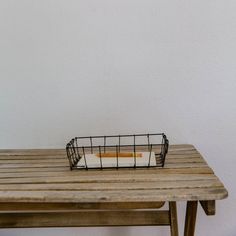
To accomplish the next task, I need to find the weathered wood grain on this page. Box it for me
[0,173,219,184]
[184,201,198,236]
[0,187,227,203]
[200,200,216,215]
[0,179,223,191]
[0,210,171,228]
[0,145,228,234]
[0,145,228,204]
[0,167,214,175]
[169,202,179,236]
[0,202,165,211]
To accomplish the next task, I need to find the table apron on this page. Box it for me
[0,210,170,228]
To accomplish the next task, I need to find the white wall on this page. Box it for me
[0,0,236,235]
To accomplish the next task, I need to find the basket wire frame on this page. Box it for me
[66,133,169,170]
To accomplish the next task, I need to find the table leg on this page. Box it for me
[169,202,179,236]
[184,201,198,236]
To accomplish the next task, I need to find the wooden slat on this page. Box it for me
[0,153,204,160]
[0,167,68,173]
[0,162,208,169]
[0,157,205,165]
[0,162,206,169]
[167,153,202,157]
[0,188,227,203]
[0,155,66,160]
[0,149,66,156]
[0,179,223,191]
[0,163,68,168]
[0,173,219,184]
[165,158,205,163]
[164,163,208,168]
[167,150,198,154]
[0,210,170,228]
[0,166,214,175]
[0,158,207,167]
[0,144,194,154]
[0,159,67,164]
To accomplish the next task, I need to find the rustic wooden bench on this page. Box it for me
[0,145,228,236]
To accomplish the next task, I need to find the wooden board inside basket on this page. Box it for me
[77,152,156,168]
[95,152,143,158]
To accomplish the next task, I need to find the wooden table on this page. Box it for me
[0,145,228,236]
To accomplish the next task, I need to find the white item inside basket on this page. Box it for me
[76,152,156,168]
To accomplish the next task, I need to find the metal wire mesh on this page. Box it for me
[66,133,168,170]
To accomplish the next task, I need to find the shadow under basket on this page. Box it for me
[66,133,169,170]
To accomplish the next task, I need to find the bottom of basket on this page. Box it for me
[76,151,157,169]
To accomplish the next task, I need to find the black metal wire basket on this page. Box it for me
[66,133,168,170]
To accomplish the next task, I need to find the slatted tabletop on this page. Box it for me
[0,144,228,204]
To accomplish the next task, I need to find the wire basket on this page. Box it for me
[66,133,169,170]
